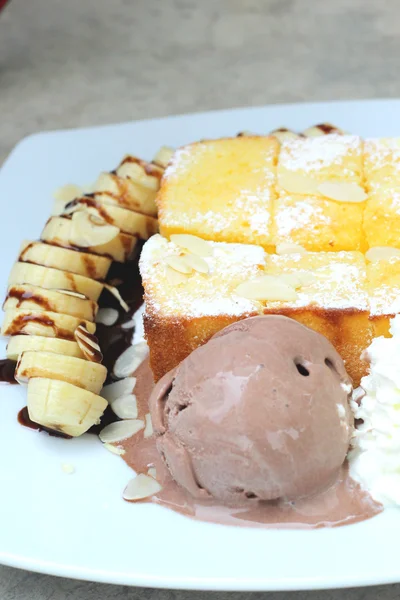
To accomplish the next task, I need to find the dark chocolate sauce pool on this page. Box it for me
[0,359,17,384]
[17,406,72,439]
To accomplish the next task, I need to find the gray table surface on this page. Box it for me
[1,0,400,597]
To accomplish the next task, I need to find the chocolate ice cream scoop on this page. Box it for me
[150,315,354,506]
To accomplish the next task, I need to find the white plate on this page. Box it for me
[1,99,400,592]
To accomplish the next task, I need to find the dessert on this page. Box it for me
[1,121,394,530]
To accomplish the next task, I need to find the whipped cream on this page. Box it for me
[349,314,400,505]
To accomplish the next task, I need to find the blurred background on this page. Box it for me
[1,1,400,598]
[1,0,400,164]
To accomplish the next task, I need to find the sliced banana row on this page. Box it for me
[1,147,170,437]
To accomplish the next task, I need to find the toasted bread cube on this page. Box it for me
[278,135,363,196]
[364,138,400,191]
[140,234,267,380]
[367,254,400,337]
[273,191,366,251]
[141,236,371,385]
[157,136,278,250]
[363,187,400,249]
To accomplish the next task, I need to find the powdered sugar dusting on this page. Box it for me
[163,144,208,180]
[275,198,331,236]
[140,236,369,319]
[369,256,400,316]
[365,138,400,165]
[370,285,400,316]
[163,188,271,237]
[265,252,368,311]
[159,139,275,241]
[140,235,266,318]
[280,135,361,174]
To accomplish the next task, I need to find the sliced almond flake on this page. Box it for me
[297,272,317,287]
[278,172,320,195]
[70,210,120,247]
[153,146,174,168]
[277,273,302,289]
[113,342,149,379]
[103,443,126,456]
[317,181,367,203]
[181,253,209,274]
[99,419,144,443]
[147,467,157,479]
[121,318,135,329]
[96,307,119,326]
[275,242,307,255]
[165,255,193,274]
[103,283,129,312]
[144,413,153,438]
[165,266,190,285]
[170,234,213,257]
[101,377,136,402]
[235,277,298,302]
[111,394,138,419]
[53,184,83,203]
[365,246,400,262]
[56,289,87,299]
[74,325,103,362]
[123,474,162,501]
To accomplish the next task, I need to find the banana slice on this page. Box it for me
[62,196,159,239]
[28,377,107,437]
[16,351,107,394]
[41,217,137,263]
[19,241,111,281]
[95,172,158,217]
[1,308,96,339]
[152,146,174,168]
[8,262,103,301]
[4,284,97,321]
[117,156,163,189]
[7,335,84,361]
